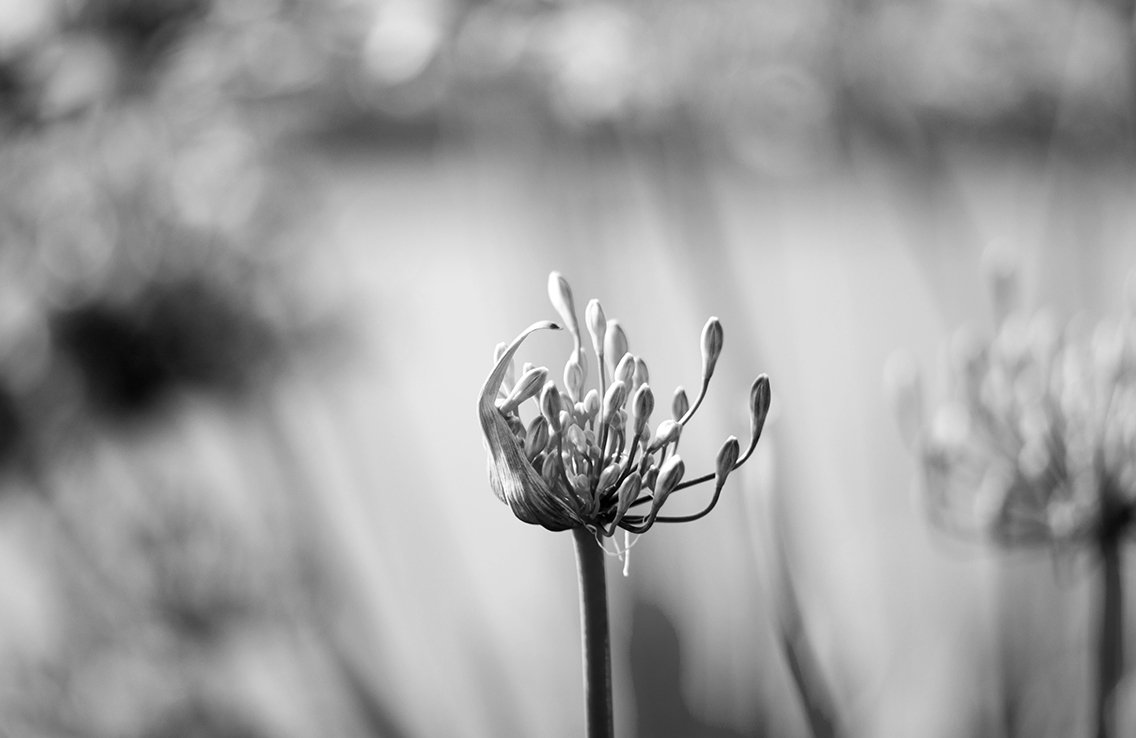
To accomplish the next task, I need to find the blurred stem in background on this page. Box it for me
[572,527,614,738]
[891,261,1136,737]
[1095,493,1125,738]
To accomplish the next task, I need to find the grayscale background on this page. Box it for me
[0,1,1132,736]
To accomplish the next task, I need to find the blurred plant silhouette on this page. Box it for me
[891,258,1136,738]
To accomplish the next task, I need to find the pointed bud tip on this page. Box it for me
[752,374,771,410]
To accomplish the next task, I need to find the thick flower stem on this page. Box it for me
[1095,532,1124,738]
[572,526,614,738]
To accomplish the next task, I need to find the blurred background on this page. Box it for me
[0,0,1135,736]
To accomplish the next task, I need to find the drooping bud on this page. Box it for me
[716,436,741,479]
[541,382,563,431]
[613,353,635,387]
[498,366,549,414]
[548,272,580,338]
[651,419,682,449]
[525,417,550,462]
[602,380,628,423]
[672,387,689,420]
[564,350,586,402]
[605,320,629,378]
[631,384,655,434]
[633,358,649,388]
[586,299,607,360]
[700,317,724,382]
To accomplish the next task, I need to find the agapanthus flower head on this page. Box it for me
[478,272,771,535]
[889,261,1136,548]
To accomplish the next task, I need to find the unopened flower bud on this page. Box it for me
[567,424,587,452]
[498,366,549,414]
[613,353,635,387]
[605,320,629,378]
[651,419,681,449]
[584,388,601,421]
[611,472,642,528]
[653,455,685,504]
[525,417,550,462]
[631,384,654,433]
[586,299,607,359]
[565,350,586,402]
[748,375,771,444]
[672,387,689,420]
[548,272,580,337]
[633,358,649,388]
[597,462,623,493]
[643,466,659,490]
[701,317,724,381]
[541,382,563,431]
[716,436,741,479]
[602,380,628,422]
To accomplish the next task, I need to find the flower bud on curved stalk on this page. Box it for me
[716,436,741,481]
[640,455,685,528]
[701,317,724,380]
[498,366,549,415]
[678,317,724,426]
[737,374,772,465]
[605,472,642,535]
[631,384,654,435]
[650,419,682,451]
[672,387,689,421]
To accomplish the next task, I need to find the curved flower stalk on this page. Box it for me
[478,272,771,738]
[888,262,1136,738]
[479,272,771,537]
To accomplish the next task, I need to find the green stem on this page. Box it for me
[1095,532,1123,738]
[572,526,614,738]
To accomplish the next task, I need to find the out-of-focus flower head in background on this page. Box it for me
[1,0,1135,736]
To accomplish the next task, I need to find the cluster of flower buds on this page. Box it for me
[479,272,771,535]
[889,263,1136,548]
